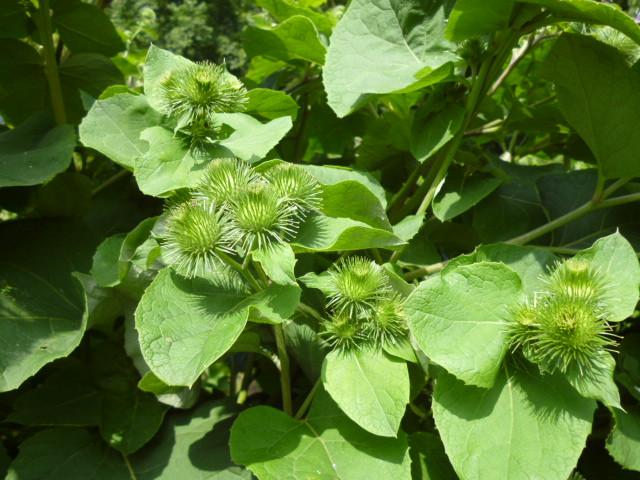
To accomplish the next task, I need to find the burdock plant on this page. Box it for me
[159,61,248,148]
[320,257,408,352]
[195,158,258,205]
[162,198,233,278]
[263,164,322,219]
[508,257,617,376]
[227,182,298,252]
[161,159,321,281]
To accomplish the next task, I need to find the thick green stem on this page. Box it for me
[296,302,325,322]
[390,41,508,264]
[507,192,640,245]
[217,251,262,292]
[403,260,449,282]
[295,378,321,419]
[273,324,293,415]
[37,0,66,125]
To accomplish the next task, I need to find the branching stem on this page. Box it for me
[273,324,293,415]
[36,0,66,125]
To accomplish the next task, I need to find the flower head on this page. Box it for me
[546,258,605,304]
[263,164,322,218]
[162,199,233,277]
[366,294,408,346]
[508,257,617,376]
[320,313,367,353]
[227,182,297,251]
[326,257,391,318]
[195,158,257,205]
[159,61,248,124]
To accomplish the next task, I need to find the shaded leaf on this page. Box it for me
[230,389,412,479]
[0,114,75,188]
[433,366,596,480]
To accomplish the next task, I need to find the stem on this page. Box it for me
[387,160,430,215]
[273,324,293,415]
[217,251,262,292]
[602,177,632,198]
[390,30,524,265]
[296,302,325,323]
[37,0,66,125]
[91,169,130,196]
[403,260,449,282]
[252,260,270,286]
[121,452,137,480]
[507,192,640,245]
[295,378,321,419]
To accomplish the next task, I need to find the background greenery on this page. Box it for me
[2,0,640,479]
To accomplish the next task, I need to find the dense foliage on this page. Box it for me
[2,0,640,479]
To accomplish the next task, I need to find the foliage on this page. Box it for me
[2,0,640,479]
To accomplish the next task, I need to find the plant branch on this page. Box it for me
[295,377,321,419]
[403,260,449,282]
[487,33,553,96]
[389,33,518,264]
[273,324,293,415]
[91,169,130,196]
[217,251,262,292]
[36,0,66,125]
[296,302,325,323]
[506,192,640,245]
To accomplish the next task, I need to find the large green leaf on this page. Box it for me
[5,429,130,480]
[292,214,405,253]
[573,232,640,322]
[52,1,124,56]
[606,407,640,472]
[543,34,640,178]
[256,0,334,35]
[446,0,514,40]
[252,243,297,286]
[322,349,409,437]
[79,93,162,169]
[58,53,123,101]
[432,169,503,222]
[444,243,557,295]
[410,104,465,163]
[405,262,523,387]
[216,113,293,163]
[8,360,101,427]
[0,220,94,392]
[301,164,388,208]
[246,88,299,120]
[130,400,250,479]
[0,114,75,187]
[523,0,640,44]
[135,268,249,386]
[433,366,596,480]
[0,0,28,39]
[8,341,168,455]
[323,0,457,117]
[565,351,620,409]
[243,15,326,65]
[0,40,47,124]
[134,126,228,197]
[230,389,412,479]
[300,164,390,229]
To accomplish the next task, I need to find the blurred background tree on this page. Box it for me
[107,0,256,74]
